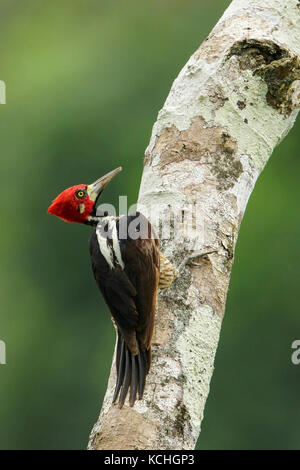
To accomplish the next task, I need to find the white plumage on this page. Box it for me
[96,217,125,270]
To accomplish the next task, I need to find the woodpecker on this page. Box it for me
[48,167,178,408]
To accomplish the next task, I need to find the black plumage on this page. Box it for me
[89,212,160,407]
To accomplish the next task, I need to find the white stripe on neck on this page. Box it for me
[96,217,124,270]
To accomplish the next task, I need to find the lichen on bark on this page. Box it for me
[146,117,242,191]
[228,39,300,116]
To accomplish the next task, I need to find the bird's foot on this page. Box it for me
[159,252,179,290]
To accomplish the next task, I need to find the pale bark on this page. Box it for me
[88,0,300,450]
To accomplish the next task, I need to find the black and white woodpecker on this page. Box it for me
[48,167,178,408]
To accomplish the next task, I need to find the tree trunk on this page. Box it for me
[88,0,300,450]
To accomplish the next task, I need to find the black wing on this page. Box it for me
[89,213,160,407]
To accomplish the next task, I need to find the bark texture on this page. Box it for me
[88,0,300,450]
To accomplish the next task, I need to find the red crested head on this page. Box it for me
[47,167,122,224]
[47,184,94,223]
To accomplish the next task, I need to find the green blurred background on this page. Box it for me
[0,0,299,450]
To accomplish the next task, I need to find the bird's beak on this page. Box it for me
[87,167,122,202]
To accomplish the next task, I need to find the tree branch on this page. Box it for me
[88,0,300,450]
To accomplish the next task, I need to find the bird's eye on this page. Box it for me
[76,189,86,199]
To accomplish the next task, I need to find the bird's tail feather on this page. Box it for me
[113,333,151,408]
